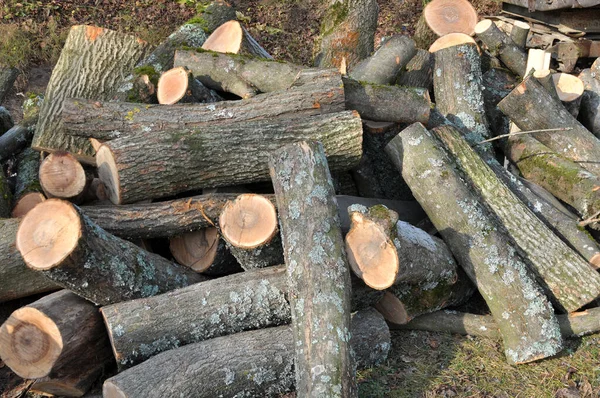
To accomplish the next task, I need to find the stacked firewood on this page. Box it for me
[2,0,600,396]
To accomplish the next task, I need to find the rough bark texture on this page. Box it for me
[413,13,437,50]
[343,77,430,124]
[498,75,600,178]
[510,21,530,49]
[0,107,14,135]
[0,170,12,219]
[315,0,378,71]
[97,111,363,204]
[348,35,416,84]
[189,0,237,34]
[169,229,241,275]
[482,68,517,137]
[578,68,600,137]
[385,123,562,364]
[0,125,34,162]
[269,141,356,397]
[224,236,284,271]
[0,219,58,303]
[17,200,205,305]
[0,67,19,105]
[396,49,434,90]
[475,20,527,77]
[174,50,303,98]
[12,148,45,218]
[62,69,344,141]
[102,308,388,398]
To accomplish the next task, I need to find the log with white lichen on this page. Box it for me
[396,49,434,90]
[32,25,150,164]
[474,20,527,77]
[97,111,363,204]
[385,122,562,364]
[16,199,205,305]
[202,20,272,59]
[578,68,600,137]
[497,74,600,178]
[345,204,457,290]
[12,148,45,218]
[102,308,389,398]
[269,141,356,397]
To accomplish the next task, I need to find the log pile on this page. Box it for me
[2,1,600,396]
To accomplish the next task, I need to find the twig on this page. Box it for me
[476,127,573,145]
[579,210,600,227]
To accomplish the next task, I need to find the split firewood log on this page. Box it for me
[39,151,90,202]
[386,122,562,364]
[16,199,206,305]
[32,26,151,164]
[592,57,600,74]
[525,49,551,76]
[552,73,584,118]
[12,148,45,218]
[202,20,272,59]
[578,68,600,137]
[156,66,221,104]
[396,49,434,90]
[0,107,14,135]
[270,141,356,397]
[0,67,18,104]
[102,308,389,398]
[475,20,527,77]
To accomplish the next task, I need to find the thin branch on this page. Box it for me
[579,210,600,227]
[476,127,573,145]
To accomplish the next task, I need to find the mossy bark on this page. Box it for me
[0,125,33,162]
[102,308,388,398]
[98,111,363,204]
[475,20,527,77]
[396,49,434,90]
[0,67,19,104]
[0,219,58,303]
[385,122,562,364]
[269,141,356,397]
[188,0,237,34]
[578,68,600,137]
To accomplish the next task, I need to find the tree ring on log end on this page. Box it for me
[428,33,478,53]
[96,145,121,204]
[157,67,192,105]
[552,73,584,102]
[170,228,220,272]
[0,306,63,378]
[374,291,408,325]
[39,151,86,199]
[219,194,278,249]
[16,199,81,271]
[424,0,478,37]
[202,20,243,53]
[12,192,46,218]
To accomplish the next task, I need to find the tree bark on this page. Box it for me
[0,218,58,303]
[0,67,19,105]
[0,107,14,135]
[97,111,363,204]
[202,20,272,59]
[62,69,344,141]
[16,199,205,305]
[187,0,237,34]
[510,20,530,49]
[32,25,150,165]
[385,122,562,364]
[12,148,45,218]
[475,20,527,77]
[578,68,600,137]
[482,68,517,137]
[553,73,584,118]
[396,49,434,90]
[102,308,388,398]
[0,169,12,218]
[348,35,416,85]
[269,141,356,397]
[0,290,111,380]
[497,74,600,178]
[0,125,34,162]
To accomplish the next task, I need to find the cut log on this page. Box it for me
[315,0,378,71]
[553,73,584,118]
[510,20,530,49]
[497,74,600,177]
[348,35,417,85]
[579,68,600,137]
[39,151,88,201]
[0,107,14,135]
[269,141,356,397]
[343,77,431,124]
[396,49,434,90]
[156,66,217,104]
[174,50,303,98]
[97,110,363,204]
[12,148,45,218]
[533,69,561,102]
[428,33,477,53]
[475,20,528,77]
[0,67,19,104]
[202,20,272,59]
[345,204,457,290]
[32,26,150,165]
[0,218,59,303]
[62,69,344,140]
[102,308,388,398]
[219,194,283,270]
[482,68,517,137]
[16,199,205,305]
[424,0,478,36]
[0,125,34,162]
[385,122,562,364]
[0,290,110,380]
[169,228,241,275]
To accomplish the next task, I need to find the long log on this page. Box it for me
[0,218,59,303]
[578,68,600,137]
[474,20,527,77]
[497,74,600,178]
[12,148,45,218]
[385,122,562,364]
[0,67,19,104]
[32,26,150,164]
[102,308,389,398]
[97,111,363,204]
[16,199,205,305]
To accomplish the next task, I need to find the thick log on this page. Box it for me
[0,290,111,380]
[12,148,45,218]
[578,68,600,136]
[385,123,562,364]
[0,67,19,104]
[269,141,356,397]
[553,73,584,118]
[0,219,58,303]
[202,20,272,59]
[0,107,14,135]
[343,77,431,124]
[97,111,363,204]
[396,49,434,90]
[510,20,530,49]
[423,0,478,36]
[39,151,88,201]
[102,308,389,398]
[62,69,344,141]
[32,26,150,164]
[498,74,600,177]
[348,35,417,85]
[16,199,205,305]
[315,0,378,71]
[0,125,34,162]
[345,204,457,290]
[474,20,527,77]
[219,194,283,270]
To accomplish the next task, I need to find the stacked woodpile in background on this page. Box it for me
[2,0,600,396]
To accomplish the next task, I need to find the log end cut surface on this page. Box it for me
[219,194,278,249]
[429,33,477,53]
[0,306,62,378]
[103,381,126,398]
[424,0,478,37]
[552,73,584,102]
[96,145,121,204]
[374,291,408,324]
[157,67,191,105]
[16,199,81,271]
[39,152,86,199]
[12,193,46,218]
[201,20,242,53]
[169,228,220,272]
